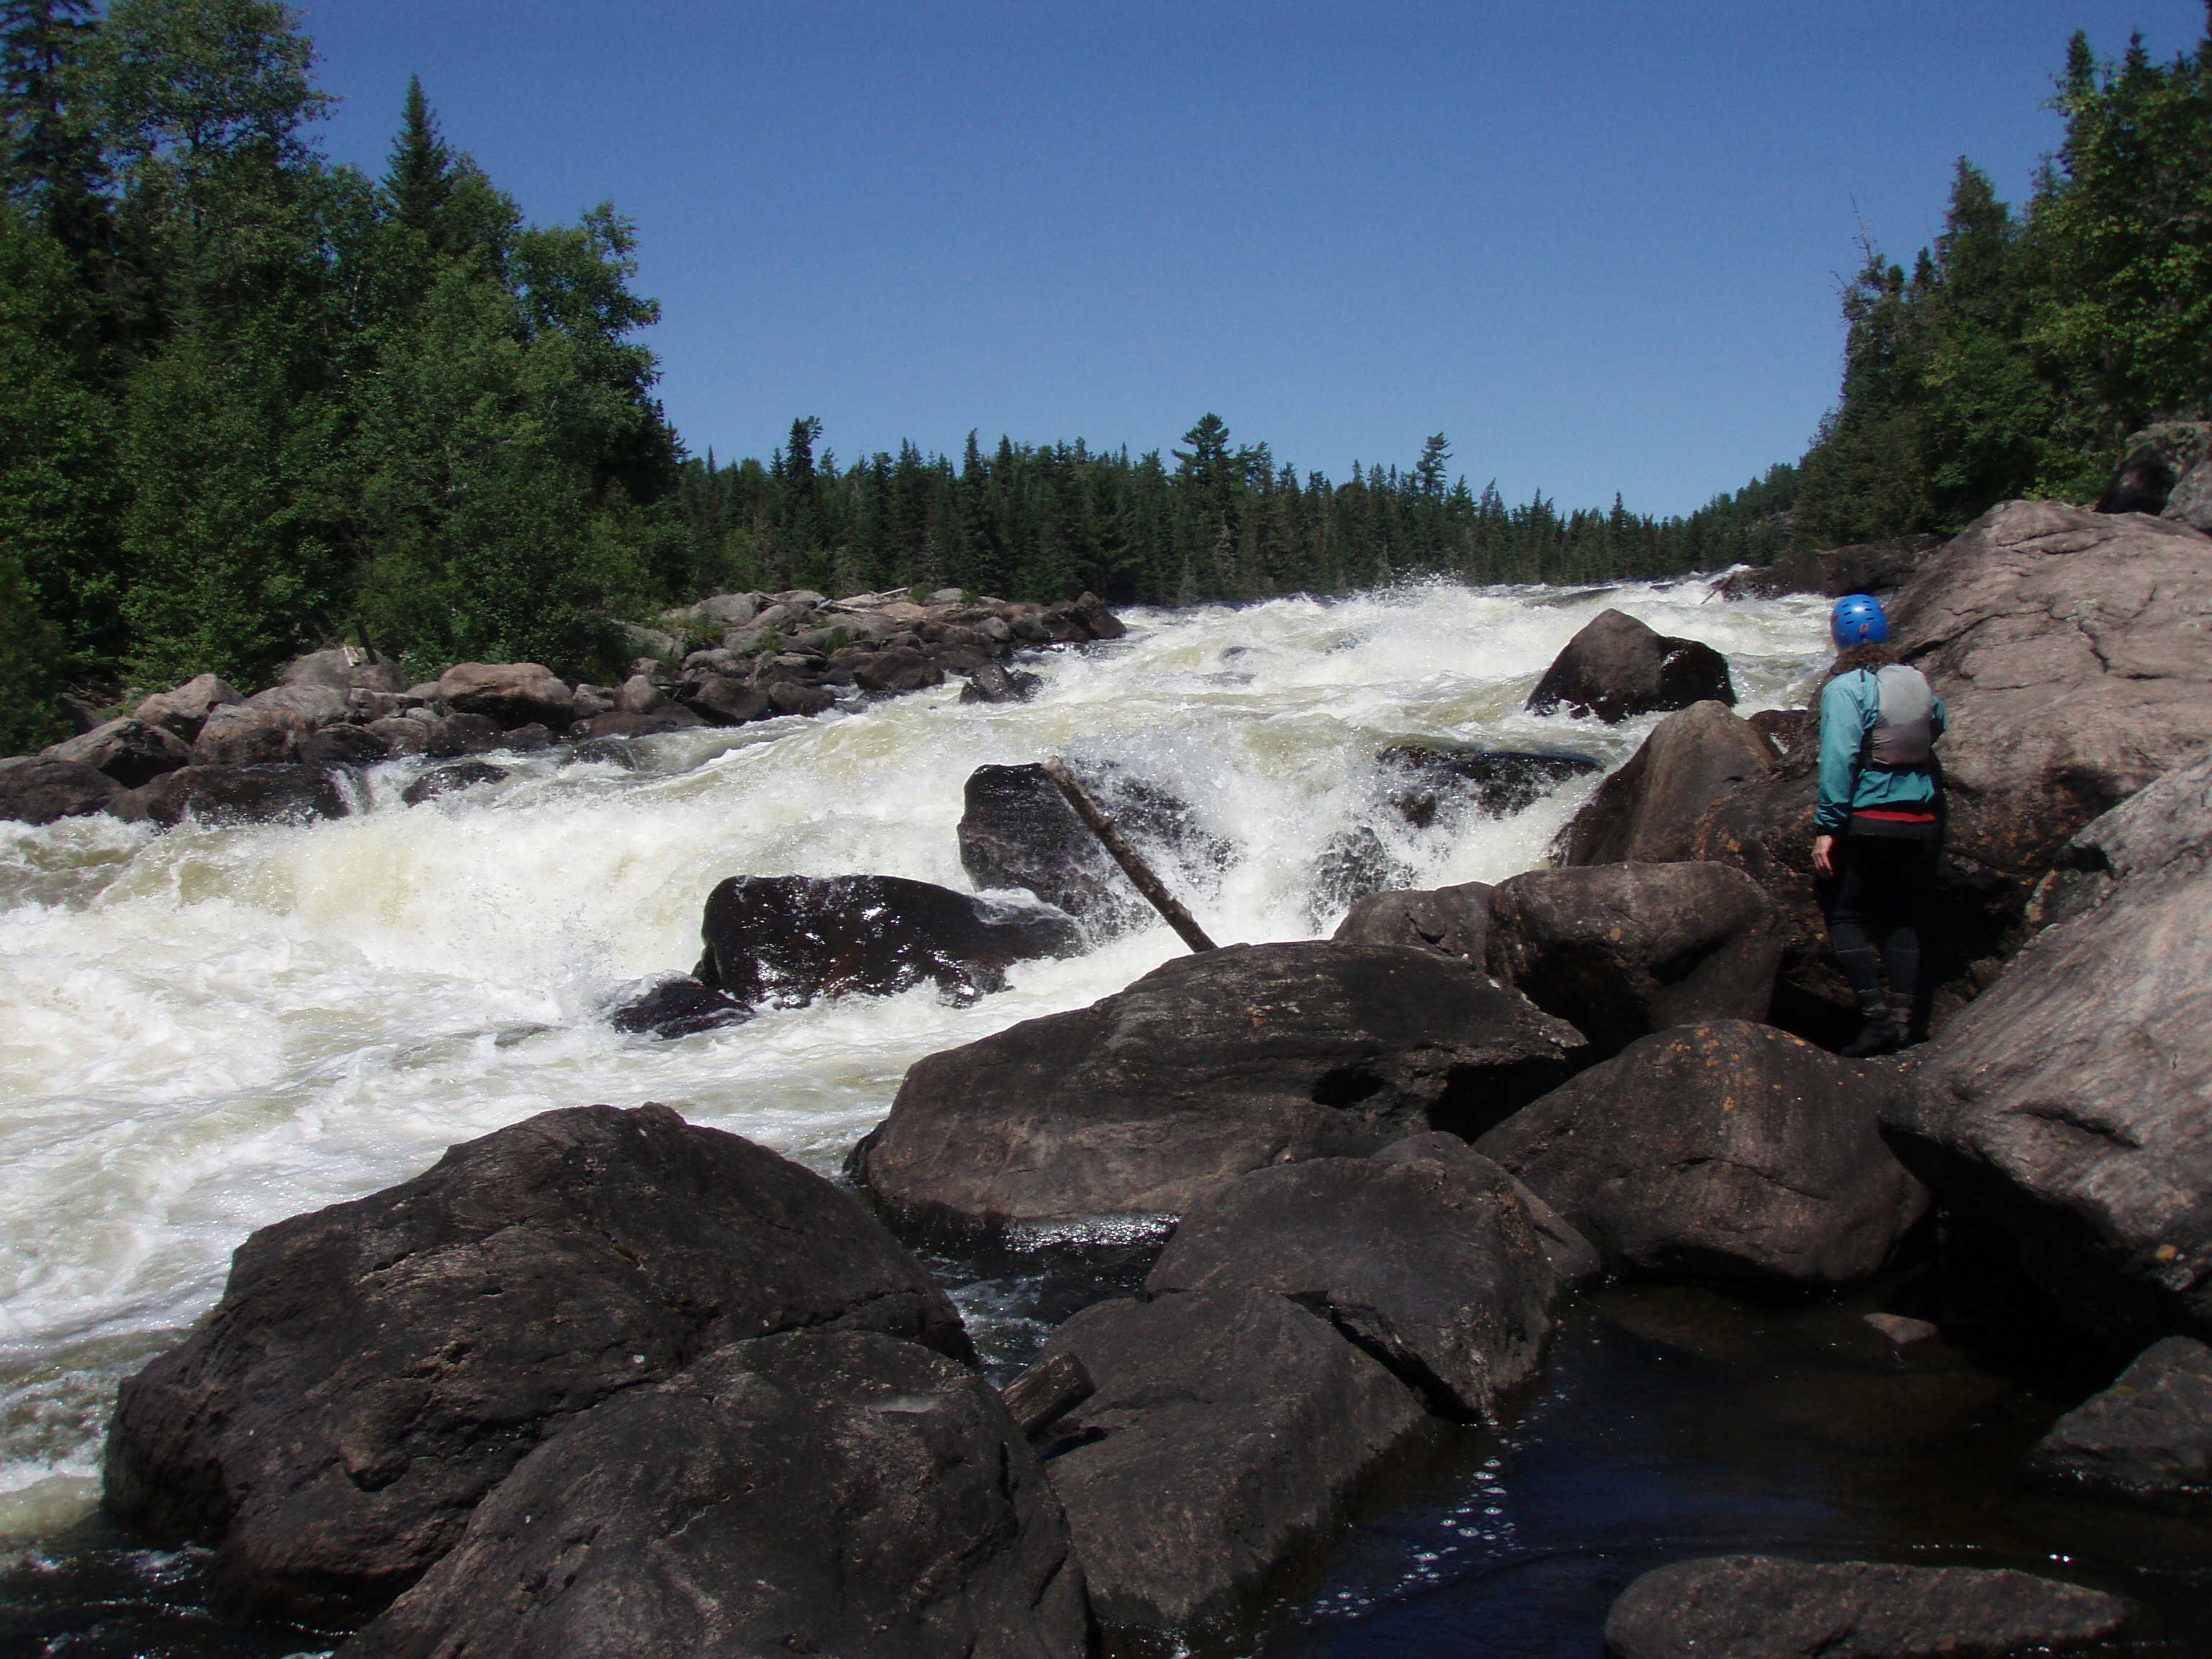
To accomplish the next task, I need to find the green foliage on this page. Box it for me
[1794,17,2212,544]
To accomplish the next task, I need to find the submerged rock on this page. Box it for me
[340,1330,1088,1659]
[1030,1288,1424,1637]
[960,663,1045,703]
[608,974,752,1038]
[1604,1555,2133,1659]
[103,1103,970,1621]
[400,760,509,806]
[850,941,1588,1237]
[1375,742,1601,825]
[2028,1336,2212,1511]
[1525,608,1735,723]
[693,873,1081,1010]
[1478,1021,1926,1290]
[1146,1140,1561,1419]
[1485,863,1781,1055]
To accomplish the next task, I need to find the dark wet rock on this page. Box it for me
[191,703,300,766]
[1748,706,1815,758]
[961,663,1046,703]
[422,712,505,758]
[1308,824,1418,927]
[1331,881,1493,965]
[134,673,244,741]
[340,1328,1089,1659]
[1056,591,1125,641]
[104,1103,971,1622]
[693,873,1081,1012]
[1372,1130,1605,1288]
[2098,420,2212,516]
[1713,534,1945,601]
[41,718,192,787]
[295,724,392,768]
[434,662,574,729]
[281,648,407,696]
[1554,701,1776,866]
[1478,1022,1926,1290]
[676,673,771,725]
[567,737,643,769]
[1603,1554,2133,1659]
[853,648,947,695]
[1033,1288,1423,1637]
[1524,608,1735,723]
[608,974,752,1039]
[109,764,349,829]
[765,679,835,716]
[1377,743,1602,826]
[1485,863,1781,1055]
[1146,1141,1560,1419]
[364,716,432,756]
[499,722,553,751]
[849,941,1588,1236]
[1885,752,2212,1352]
[581,708,706,740]
[400,761,509,806]
[2028,1336,2212,1511]
[0,758,120,824]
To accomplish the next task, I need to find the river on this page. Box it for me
[8,578,2197,1655]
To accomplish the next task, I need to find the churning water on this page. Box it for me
[42,576,2182,1655]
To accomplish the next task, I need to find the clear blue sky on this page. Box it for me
[297,0,2206,517]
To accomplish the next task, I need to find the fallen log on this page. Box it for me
[1041,757,1218,952]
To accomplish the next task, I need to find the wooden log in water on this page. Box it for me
[1041,757,1219,953]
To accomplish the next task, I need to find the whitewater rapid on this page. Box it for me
[0,577,1833,1545]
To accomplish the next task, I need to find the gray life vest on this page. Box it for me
[1861,664,1934,767]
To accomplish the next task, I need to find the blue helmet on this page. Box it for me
[1831,593,1889,647]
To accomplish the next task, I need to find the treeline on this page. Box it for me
[1792,13,2212,545]
[677,417,1797,611]
[0,0,683,751]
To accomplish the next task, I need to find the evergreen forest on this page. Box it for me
[1,0,2208,752]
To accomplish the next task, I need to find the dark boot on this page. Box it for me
[1840,989,1902,1058]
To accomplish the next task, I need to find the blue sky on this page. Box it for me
[298,1,2206,516]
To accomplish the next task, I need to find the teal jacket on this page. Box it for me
[1816,667,1947,832]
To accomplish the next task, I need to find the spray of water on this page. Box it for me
[0,577,1830,1539]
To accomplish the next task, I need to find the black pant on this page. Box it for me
[1822,833,1938,1016]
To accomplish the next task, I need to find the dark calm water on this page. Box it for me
[15,1258,2205,1659]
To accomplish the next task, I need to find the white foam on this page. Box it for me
[0,575,1830,1516]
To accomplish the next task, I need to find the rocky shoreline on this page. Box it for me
[0,586,1128,830]
[49,490,2212,1657]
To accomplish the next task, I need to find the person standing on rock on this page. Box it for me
[1811,594,1945,1058]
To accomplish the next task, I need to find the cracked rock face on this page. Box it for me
[848,942,1591,1238]
[1889,753,2212,1352]
[103,1104,971,1622]
[1477,1021,1927,1290]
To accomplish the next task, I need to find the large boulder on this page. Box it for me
[1375,743,1601,826]
[41,717,192,786]
[1524,608,1735,723]
[1553,700,1776,866]
[693,873,1081,1011]
[191,703,302,766]
[134,673,243,740]
[2167,452,2212,533]
[1477,1022,1927,1289]
[853,648,946,695]
[108,763,349,829]
[245,683,351,729]
[2097,420,2212,516]
[1485,863,1781,1054]
[0,757,120,824]
[849,942,1588,1238]
[282,647,406,696]
[104,1104,970,1620]
[435,662,575,729]
[1884,752,2212,1352]
[1604,1555,2133,1659]
[676,673,771,726]
[338,1330,1088,1659]
[1145,1139,1560,1419]
[1029,1288,1423,1636]
[1713,534,1944,601]
[2026,1335,2212,1511]
[1331,881,1493,965]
